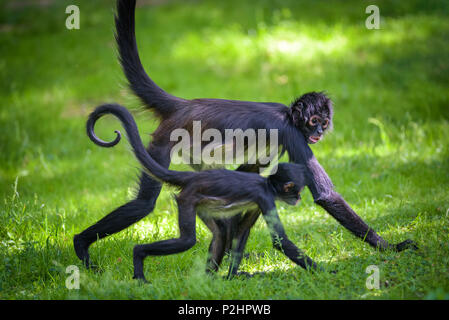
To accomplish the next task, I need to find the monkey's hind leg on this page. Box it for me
[199,217,229,274]
[74,144,170,268]
[74,195,159,269]
[133,199,197,282]
[226,210,260,279]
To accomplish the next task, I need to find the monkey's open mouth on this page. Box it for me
[308,135,321,144]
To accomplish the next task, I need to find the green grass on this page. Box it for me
[1,0,449,299]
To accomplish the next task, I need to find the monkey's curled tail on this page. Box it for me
[115,0,185,118]
[87,103,192,186]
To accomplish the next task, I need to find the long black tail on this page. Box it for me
[87,103,193,186]
[115,0,184,118]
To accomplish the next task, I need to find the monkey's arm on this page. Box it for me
[285,129,417,252]
[315,191,390,249]
[306,156,393,250]
[259,203,319,270]
[314,190,417,251]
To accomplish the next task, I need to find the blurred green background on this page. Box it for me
[0,0,448,299]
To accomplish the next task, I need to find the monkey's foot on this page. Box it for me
[73,234,91,269]
[227,271,265,280]
[205,268,219,276]
[395,239,418,252]
[133,275,149,284]
[132,246,149,283]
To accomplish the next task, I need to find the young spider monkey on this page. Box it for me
[87,103,313,281]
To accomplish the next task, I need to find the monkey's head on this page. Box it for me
[289,92,333,144]
[269,163,307,206]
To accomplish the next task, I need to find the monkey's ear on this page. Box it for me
[291,110,300,124]
[290,102,304,126]
[283,182,295,192]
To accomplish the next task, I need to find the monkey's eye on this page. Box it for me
[309,116,320,126]
[322,119,329,129]
[283,182,295,192]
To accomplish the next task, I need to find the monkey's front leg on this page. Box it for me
[316,191,418,251]
[260,205,319,271]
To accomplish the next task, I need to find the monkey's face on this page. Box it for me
[280,181,304,206]
[289,92,333,144]
[303,114,330,144]
[270,163,307,205]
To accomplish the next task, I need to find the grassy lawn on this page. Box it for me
[1,0,448,299]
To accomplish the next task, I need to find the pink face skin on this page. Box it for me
[306,115,329,144]
[308,135,321,144]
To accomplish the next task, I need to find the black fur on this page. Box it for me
[115,0,186,118]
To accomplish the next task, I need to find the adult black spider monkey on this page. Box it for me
[74,0,417,271]
[88,103,312,281]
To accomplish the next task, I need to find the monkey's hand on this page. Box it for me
[393,239,418,252]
